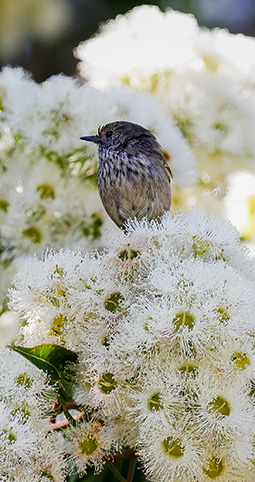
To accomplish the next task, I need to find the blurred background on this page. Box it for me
[1,0,255,82]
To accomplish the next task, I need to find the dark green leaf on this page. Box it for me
[10,344,78,382]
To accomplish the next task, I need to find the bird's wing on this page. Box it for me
[163,158,173,180]
[157,152,173,181]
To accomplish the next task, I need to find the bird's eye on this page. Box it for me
[106,130,113,138]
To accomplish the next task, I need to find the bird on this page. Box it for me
[80,121,172,229]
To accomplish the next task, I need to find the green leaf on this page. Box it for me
[58,379,74,402]
[10,344,78,383]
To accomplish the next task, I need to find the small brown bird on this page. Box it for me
[80,121,172,228]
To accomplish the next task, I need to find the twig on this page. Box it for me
[43,411,84,431]
[108,462,126,482]
[127,458,137,482]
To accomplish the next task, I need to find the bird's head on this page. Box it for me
[80,121,159,153]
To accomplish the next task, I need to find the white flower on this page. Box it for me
[0,152,102,256]
[0,66,197,187]
[193,374,254,441]
[225,171,255,241]
[137,423,206,482]
[0,431,66,481]
[0,347,66,478]
[0,348,52,428]
[0,401,40,468]
[9,209,255,480]
[75,5,255,159]
[74,5,198,90]
[0,310,20,346]
[205,335,255,383]
[0,65,198,310]
[74,4,255,229]
[192,27,255,87]
[66,419,117,476]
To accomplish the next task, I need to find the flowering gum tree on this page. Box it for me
[6,209,255,481]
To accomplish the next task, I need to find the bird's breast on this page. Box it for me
[98,149,151,188]
[97,148,171,227]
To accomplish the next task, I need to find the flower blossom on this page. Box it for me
[0,66,196,307]
[75,5,255,225]
[9,209,255,481]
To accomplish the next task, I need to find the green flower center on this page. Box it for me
[77,433,98,456]
[40,470,54,480]
[217,307,230,323]
[208,396,230,416]
[22,226,42,244]
[178,364,198,376]
[0,200,9,212]
[212,122,228,133]
[3,429,17,443]
[15,373,32,388]
[231,351,251,370]
[162,437,185,458]
[119,249,139,260]
[247,195,255,216]
[192,236,211,257]
[173,312,195,332]
[203,456,224,478]
[10,407,31,421]
[36,183,55,200]
[50,314,67,335]
[148,392,163,412]
[104,292,124,312]
[99,372,118,394]
[202,55,219,71]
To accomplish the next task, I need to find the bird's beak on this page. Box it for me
[80,135,100,144]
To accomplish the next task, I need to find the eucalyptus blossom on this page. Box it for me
[0,66,196,308]
[8,210,255,481]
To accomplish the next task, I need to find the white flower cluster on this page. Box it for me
[9,209,255,481]
[75,5,255,160]
[0,347,65,481]
[75,6,255,240]
[0,66,196,306]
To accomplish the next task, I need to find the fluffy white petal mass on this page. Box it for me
[74,5,255,227]
[0,65,197,312]
[8,209,255,480]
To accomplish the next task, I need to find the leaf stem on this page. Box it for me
[65,401,83,411]
[107,456,137,482]
[127,458,137,482]
[63,410,76,427]
[108,462,126,482]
